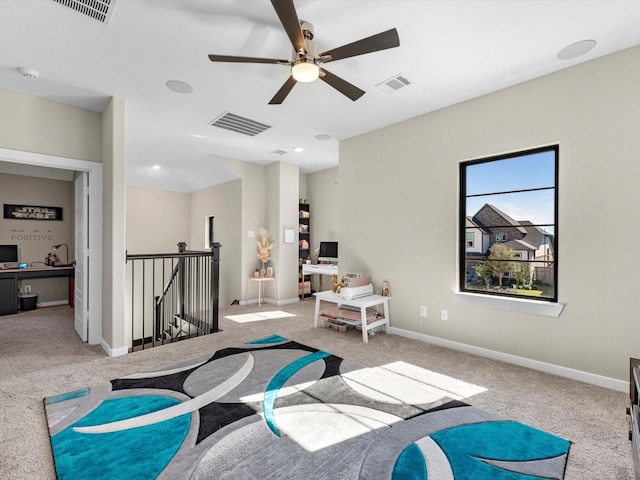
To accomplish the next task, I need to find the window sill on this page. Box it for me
[452,291,564,317]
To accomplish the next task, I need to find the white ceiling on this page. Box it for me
[1,0,640,192]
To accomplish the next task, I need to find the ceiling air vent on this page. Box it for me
[376,74,412,94]
[209,112,272,137]
[52,0,116,24]
[269,149,287,156]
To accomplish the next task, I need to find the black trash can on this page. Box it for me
[19,294,38,311]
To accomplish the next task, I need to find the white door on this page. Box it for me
[74,173,88,341]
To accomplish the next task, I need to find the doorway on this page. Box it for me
[0,147,102,344]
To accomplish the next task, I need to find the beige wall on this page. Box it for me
[306,167,340,257]
[340,46,640,383]
[0,87,102,162]
[266,161,299,303]
[0,87,108,335]
[101,97,126,351]
[190,180,242,307]
[126,187,191,254]
[218,157,267,303]
[0,173,73,303]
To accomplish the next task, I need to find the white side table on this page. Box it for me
[313,290,391,343]
[247,276,276,306]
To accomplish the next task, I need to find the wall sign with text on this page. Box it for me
[4,204,63,221]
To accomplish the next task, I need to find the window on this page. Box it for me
[466,232,475,248]
[459,145,558,302]
[204,215,215,249]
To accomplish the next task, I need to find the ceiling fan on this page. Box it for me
[208,0,400,104]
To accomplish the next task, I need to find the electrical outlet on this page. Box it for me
[24,285,31,293]
[419,306,428,318]
[440,310,448,321]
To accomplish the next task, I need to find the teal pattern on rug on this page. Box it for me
[51,396,190,480]
[392,443,428,480]
[391,420,570,480]
[263,349,332,436]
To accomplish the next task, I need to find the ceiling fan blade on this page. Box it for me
[320,28,400,63]
[271,0,307,54]
[269,76,297,104]
[319,68,365,101]
[208,54,290,65]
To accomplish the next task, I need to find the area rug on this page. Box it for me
[44,335,570,480]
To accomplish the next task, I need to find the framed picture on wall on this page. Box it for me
[3,204,63,221]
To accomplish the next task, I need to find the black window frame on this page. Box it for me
[459,145,559,303]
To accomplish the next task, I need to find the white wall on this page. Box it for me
[339,46,640,382]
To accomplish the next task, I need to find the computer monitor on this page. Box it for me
[317,241,338,264]
[0,244,18,264]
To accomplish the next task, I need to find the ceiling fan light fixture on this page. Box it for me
[292,59,319,82]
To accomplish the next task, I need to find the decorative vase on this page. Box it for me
[260,262,267,277]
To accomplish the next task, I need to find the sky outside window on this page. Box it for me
[465,150,555,232]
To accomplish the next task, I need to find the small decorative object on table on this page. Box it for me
[331,275,344,293]
[382,280,391,297]
[256,227,274,277]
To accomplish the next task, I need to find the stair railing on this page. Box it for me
[125,242,221,351]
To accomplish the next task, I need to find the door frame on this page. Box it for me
[0,147,103,345]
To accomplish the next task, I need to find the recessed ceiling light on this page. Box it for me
[315,134,332,141]
[165,80,193,94]
[293,147,304,153]
[17,67,39,79]
[152,165,161,170]
[557,40,597,61]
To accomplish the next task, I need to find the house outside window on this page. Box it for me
[459,145,558,302]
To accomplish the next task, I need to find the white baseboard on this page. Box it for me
[390,327,627,392]
[278,297,300,305]
[38,300,70,308]
[243,298,277,306]
[239,297,303,306]
[100,339,128,357]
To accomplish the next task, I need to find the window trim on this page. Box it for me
[452,291,564,317]
[458,145,559,304]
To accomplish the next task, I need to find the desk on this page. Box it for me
[246,276,276,306]
[302,263,338,293]
[0,266,74,315]
[313,290,391,343]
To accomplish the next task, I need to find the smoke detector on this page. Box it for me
[18,67,40,79]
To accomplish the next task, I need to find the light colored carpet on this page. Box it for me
[0,301,634,479]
